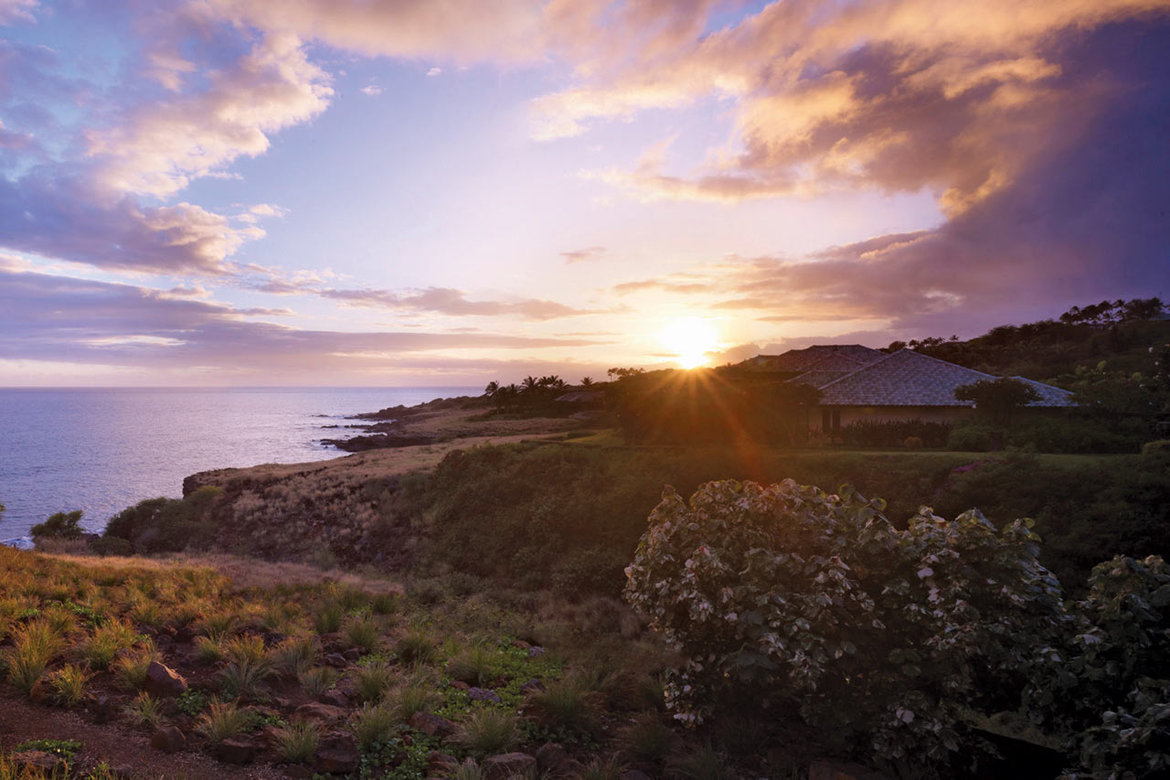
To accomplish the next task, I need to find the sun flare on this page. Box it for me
[660,316,720,369]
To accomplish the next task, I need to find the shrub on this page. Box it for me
[46,663,91,707]
[124,692,165,728]
[395,630,438,666]
[343,614,382,654]
[624,479,1065,768]
[446,646,494,687]
[352,703,396,750]
[1027,555,1170,777]
[30,510,84,540]
[197,699,250,743]
[6,619,62,695]
[82,621,137,670]
[274,721,320,764]
[353,662,396,704]
[455,709,517,755]
[298,666,338,698]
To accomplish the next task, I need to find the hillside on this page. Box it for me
[891,298,1169,385]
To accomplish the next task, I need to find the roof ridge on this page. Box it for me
[815,349,899,390]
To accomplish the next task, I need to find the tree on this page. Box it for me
[30,509,84,540]
[483,380,500,398]
[954,377,1039,425]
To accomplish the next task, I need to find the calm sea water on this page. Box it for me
[0,387,477,546]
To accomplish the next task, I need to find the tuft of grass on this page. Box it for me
[224,634,269,667]
[343,614,382,654]
[313,602,344,635]
[46,663,91,708]
[352,703,396,750]
[272,635,319,678]
[618,711,679,764]
[353,662,397,704]
[446,645,495,687]
[274,721,320,764]
[220,634,274,698]
[392,683,442,723]
[574,757,625,780]
[6,619,62,696]
[193,633,227,665]
[196,699,250,743]
[198,611,238,638]
[455,709,517,756]
[395,629,438,666]
[113,642,157,692]
[81,621,137,670]
[370,592,399,616]
[298,666,338,698]
[123,691,165,729]
[667,745,733,780]
[529,677,596,736]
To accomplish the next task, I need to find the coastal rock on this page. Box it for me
[144,661,187,698]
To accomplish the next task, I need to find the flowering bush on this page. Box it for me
[1028,555,1170,778]
[624,479,1065,767]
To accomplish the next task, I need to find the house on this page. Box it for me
[752,346,1076,433]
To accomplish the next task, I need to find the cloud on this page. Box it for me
[426,67,442,77]
[536,0,1169,212]
[561,245,606,264]
[207,0,545,63]
[320,286,597,321]
[0,171,264,275]
[360,84,382,96]
[612,278,710,295]
[88,31,332,198]
[0,268,606,376]
[0,0,35,25]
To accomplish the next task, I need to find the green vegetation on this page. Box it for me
[30,510,84,541]
[625,479,1170,777]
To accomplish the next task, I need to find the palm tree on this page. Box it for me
[580,377,594,388]
[483,381,500,398]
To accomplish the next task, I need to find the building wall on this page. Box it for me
[812,405,975,433]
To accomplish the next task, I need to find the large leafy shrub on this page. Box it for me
[1027,555,1170,777]
[624,479,1065,769]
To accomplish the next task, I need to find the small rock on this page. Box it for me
[410,711,456,737]
[213,737,256,764]
[342,648,362,661]
[467,687,502,704]
[323,653,349,668]
[320,689,350,708]
[451,680,470,691]
[528,646,546,657]
[144,660,188,698]
[427,750,459,774]
[483,752,537,780]
[535,742,571,775]
[520,679,546,696]
[294,702,349,725]
[150,725,187,753]
[314,734,359,774]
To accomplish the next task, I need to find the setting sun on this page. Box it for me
[660,317,720,369]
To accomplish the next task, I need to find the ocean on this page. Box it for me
[0,387,478,547]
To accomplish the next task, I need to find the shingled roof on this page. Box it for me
[814,349,1076,407]
[748,344,885,373]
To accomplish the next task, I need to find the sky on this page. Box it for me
[0,0,1167,387]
